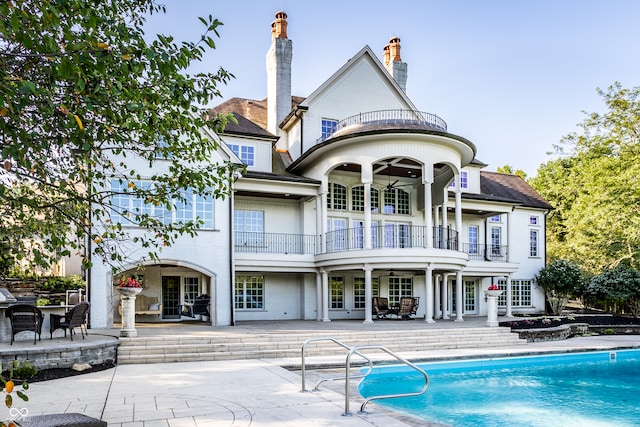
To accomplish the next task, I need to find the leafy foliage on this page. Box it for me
[0,0,239,272]
[1,360,30,427]
[531,83,640,272]
[41,274,85,292]
[496,164,527,180]
[587,265,640,318]
[535,259,585,314]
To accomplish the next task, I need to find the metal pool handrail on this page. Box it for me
[300,337,374,392]
[345,345,429,416]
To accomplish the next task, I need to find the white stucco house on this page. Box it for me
[89,11,552,329]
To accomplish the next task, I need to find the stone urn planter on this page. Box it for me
[484,289,503,327]
[117,286,142,337]
[484,289,503,298]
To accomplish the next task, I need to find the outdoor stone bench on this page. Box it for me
[20,413,106,427]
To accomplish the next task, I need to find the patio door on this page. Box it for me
[327,218,347,251]
[464,280,477,314]
[162,276,181,319]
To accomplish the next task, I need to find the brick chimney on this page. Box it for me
[384,36,407,92]
[266,11,292,136]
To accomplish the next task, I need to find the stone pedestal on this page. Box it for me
[485,290,503,327]
[118,287,142,337]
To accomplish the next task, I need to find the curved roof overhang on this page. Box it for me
[287,126,476,175]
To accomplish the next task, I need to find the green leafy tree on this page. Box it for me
[496,164,527,180]
[588,265,640,318]
[0,0,239,272]
[531,83,640,272]
[535,259,585,315]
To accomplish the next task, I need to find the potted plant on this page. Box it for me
[485,284,503,297]
[115,276,143,297]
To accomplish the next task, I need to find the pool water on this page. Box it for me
[358,350,640,427]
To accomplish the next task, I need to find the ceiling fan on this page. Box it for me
[384,162,414,191]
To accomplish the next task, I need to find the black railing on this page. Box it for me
[234,232,317,255]
[235,226,464,255]
[461,243,508,262]
[319,109,447,142]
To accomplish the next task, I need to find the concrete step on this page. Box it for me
[117,327,526,364]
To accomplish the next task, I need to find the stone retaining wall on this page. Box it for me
[0,339,119,371]
[515,323,640,343]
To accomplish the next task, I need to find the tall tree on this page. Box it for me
[0,1,238,272]
[496,164,527,180]
[531,83,640,272]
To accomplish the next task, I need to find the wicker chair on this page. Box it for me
[50,302,90,340]
[372,297,391,319]
[5,304,44,345]
[396,297,416,320]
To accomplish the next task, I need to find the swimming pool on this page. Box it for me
[358,349,640,427]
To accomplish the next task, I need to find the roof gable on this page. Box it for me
[300,46,418,112]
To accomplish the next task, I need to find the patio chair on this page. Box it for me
[411,297,420,317]
[50,301,90,340]
[181,294,210,318]
[372,297,391,319]
[5,304,44,345]
[396,297,416,320]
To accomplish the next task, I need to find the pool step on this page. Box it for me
[117,327,526,364]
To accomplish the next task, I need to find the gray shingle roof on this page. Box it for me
[480,171,552,210]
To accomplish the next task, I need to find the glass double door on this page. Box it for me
[162,276,201,319]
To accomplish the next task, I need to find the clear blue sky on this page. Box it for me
[144,1,640,177]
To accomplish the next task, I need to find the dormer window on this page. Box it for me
[228,143,255,166]
[448,171,468,189]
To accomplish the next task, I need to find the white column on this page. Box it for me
[506,211,512,262]
[424,181,433,248]
[441,188,448,233]
[506,275,513,317]
[315,272,322,321]
[363,265,373,324]
[455,270,464,322]
[316,194,323,254]
[455,185,462,250]
[441,273,449,319]
[364,182,372,249]
[434,205,441,248]
[320,181,328,254]
[321,270,331,322]
[434,274,441,319]
[424,265,435,323]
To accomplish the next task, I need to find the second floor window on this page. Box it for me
[530,230,539,257]
[110,180,214,229]
[468,225,479,254]
[228,143,255,166]
[234,210,264,246]
[491,227,501,255]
